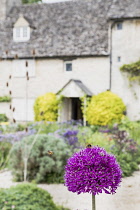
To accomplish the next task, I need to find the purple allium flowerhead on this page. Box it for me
[64,146,122,195]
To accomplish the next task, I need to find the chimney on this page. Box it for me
[0,0,22,20]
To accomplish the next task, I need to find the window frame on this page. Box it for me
[13,26,30,42]
[116,22,123,30]
[117,56,121,62]
[64,61,73,72]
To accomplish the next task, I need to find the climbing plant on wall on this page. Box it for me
[120,60,140,82]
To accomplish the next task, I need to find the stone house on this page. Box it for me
[0,0,140,122]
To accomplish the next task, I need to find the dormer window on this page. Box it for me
[13,26,30,42]
[13,15,30,42]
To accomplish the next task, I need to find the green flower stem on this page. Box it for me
[92,194,96,210]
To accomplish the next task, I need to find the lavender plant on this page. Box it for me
[62,130,79,149]
[0,128,36,144]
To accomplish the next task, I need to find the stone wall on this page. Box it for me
[0,102,12,120]
[0,56,110,121]
[0,0,21,20]
[111,19,140,120]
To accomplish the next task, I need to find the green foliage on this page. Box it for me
[10,134,72,183]
[0,114,9,122]
[118,117,140,144]
[109,127,140,177]
[36,122,59,134]
[0,96,11,102]
[0,142,12,169]
[120,60,140,82]
[114,152,139,177]
[0,183,68,210]
[86,91,126,126]
[34,93,60,122]
[80,95,91,120]
[22,0,41,4]
[78,131,114,153]
[118,116,138,131]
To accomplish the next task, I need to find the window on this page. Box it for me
[65,61,72,72]
[23,27,28,37]
[13,60,35,77]
[116,22,123,30]
[13,26,30,42]
[16,28,20,37]
[117,56,121,62]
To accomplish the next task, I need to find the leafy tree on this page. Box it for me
[22,0,41,4]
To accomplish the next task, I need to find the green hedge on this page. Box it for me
[0,114,9,122]
[0,96,11,102]
[0,183,68,210]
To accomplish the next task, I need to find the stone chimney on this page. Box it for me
[0,0,22,20]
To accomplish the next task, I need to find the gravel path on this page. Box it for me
[0,170,140,210]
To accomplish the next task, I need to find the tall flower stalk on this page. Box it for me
[22,127,41,182]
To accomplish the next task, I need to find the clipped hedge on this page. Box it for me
[10,134,72,183]
[0,114,9,122]
[86,91,126,126]
[0,96,11,102]
[0,183,67,210]
[34,93,60,121]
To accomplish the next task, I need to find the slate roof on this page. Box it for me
[108,0,140,19]
[73,80,93,96]
[57,79,93,96]
[0,0,140,58]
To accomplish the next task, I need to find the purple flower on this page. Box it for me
[99,129,111,133]
[0,128,36,144]
[62,130,79,148]
[64,146,122,195]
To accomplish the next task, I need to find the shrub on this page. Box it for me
[0,183,68,210]
[115,153,139,177]
[109,127,140,177]
[79,131,114,152]
[0,114,9,122]
[86,91,126,126]
[38,122,60,134]
[34,93,60,122]
[10,134,73,183]
[0,95,11,102]
[60,129,79,149]
[0,142,12,169]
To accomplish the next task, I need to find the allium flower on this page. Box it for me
[64,146,122,195]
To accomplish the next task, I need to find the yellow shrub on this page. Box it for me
[34,93,59,121]
[86,91,126,126]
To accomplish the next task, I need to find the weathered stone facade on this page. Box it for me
[0,0,140,121]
